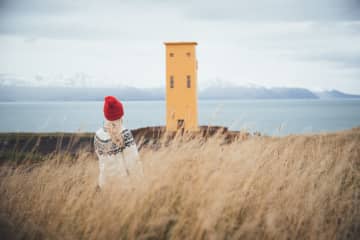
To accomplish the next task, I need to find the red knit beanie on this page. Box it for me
[103,96,124,121]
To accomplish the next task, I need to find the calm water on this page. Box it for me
[0,99,359,135]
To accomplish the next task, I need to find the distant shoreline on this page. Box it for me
[0,125,359,137]
[1,85,360,101]
[1,126,359,164]
[2,98,360,103]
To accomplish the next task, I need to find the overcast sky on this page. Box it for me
[1,0,360,93]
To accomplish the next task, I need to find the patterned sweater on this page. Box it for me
[94,126,139,188]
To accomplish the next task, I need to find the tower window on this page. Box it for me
[170,76,174,88]
[187,75,191,88]
[169,53,174,57]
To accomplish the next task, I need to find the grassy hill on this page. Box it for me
[0,127,359,239]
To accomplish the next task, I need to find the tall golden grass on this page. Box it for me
[0,128,359,240]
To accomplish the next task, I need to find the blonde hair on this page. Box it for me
[104,118,124,148]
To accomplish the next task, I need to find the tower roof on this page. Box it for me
[164,42,198,46]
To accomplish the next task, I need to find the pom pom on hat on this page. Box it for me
[103,96,124,121]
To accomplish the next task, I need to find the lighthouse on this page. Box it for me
[164,42,198,131]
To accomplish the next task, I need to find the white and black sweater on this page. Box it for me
[94,126,139,188]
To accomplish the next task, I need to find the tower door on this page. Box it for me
[177,119,184,130]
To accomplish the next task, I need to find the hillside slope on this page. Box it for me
[0,128,359,239]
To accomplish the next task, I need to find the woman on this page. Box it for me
[94,96,141,188]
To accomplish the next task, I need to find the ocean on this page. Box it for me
[0,99,359,135]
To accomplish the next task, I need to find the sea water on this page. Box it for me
[0,99,359,136]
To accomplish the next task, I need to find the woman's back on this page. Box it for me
[94,96,140,188]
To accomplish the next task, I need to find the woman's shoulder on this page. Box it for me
[95,127,111,142]
[94,127,122,156]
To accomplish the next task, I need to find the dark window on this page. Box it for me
[169,53,174,57]
[170,76,174,88]
[186,52,191,57]
[187,75,191,88]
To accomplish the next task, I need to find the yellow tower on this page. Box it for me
[164,42,198,131]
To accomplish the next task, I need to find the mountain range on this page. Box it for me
[0,85,359,101]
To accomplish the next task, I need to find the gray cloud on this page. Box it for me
[0,0,86,15]
[0,2,143,40]
[183,0,360,22]
[0,0,169,40]
[0,16,129,40]
[1,0,360,38]
[295,52,360,69]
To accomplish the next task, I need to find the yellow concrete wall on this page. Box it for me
[164,42,198,131]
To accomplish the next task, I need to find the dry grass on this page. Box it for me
[0,128,360,240]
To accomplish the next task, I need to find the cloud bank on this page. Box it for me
[0,0,360,93]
